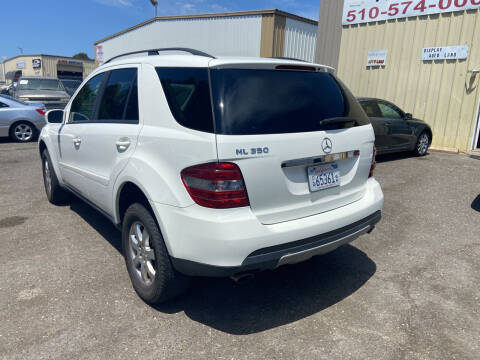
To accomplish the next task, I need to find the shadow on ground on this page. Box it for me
[376,151,424,163]
[472,195,480,212]
[69,197,377,335]
[69,198,122,253]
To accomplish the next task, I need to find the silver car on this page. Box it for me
[0,94,46,142]
[15,77,70,110]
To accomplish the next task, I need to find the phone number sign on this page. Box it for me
[343,0,480,25]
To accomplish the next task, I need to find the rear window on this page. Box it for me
[156,68,214,133]
[211,69,360,135]
[156,67,369,135]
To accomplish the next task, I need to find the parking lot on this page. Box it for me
[0,140,479,360]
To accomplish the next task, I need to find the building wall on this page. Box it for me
[4,56,39,79]
[83,62,97,78]
[41,56,58,77]
[97,15,263,63]
[315,0,343,68]
[338,10,480,152]
[4,55,95,81]
[260,14,286,58]
[283,18,318,62]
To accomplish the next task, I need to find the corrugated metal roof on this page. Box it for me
[94,9,318,45]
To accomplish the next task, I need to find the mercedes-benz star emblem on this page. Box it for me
[322,138,333,154]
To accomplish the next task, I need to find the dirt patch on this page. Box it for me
[0,216,28,228]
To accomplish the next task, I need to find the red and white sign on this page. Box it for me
[367,50,388,66]
[343,0,480,25]
[96,45,104,65]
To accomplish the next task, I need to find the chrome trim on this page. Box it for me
[281,151,359,168]
[277,225,372,266]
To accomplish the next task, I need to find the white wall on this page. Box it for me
[283,18,318,62]
[97,15,263,63]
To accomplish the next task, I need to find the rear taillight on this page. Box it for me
[369,146,377,178]
[181,162,250,209]
[35,109,46,116]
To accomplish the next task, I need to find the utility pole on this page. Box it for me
[150,0,158,17]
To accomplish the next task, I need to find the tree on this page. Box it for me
[72,52,91,60]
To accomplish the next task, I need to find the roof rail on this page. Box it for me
[105,48,216,64]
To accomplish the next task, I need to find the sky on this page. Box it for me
[1,0,320,60]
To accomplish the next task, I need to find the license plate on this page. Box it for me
[307,163,341,192]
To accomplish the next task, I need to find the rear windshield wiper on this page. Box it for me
[318,117,359,127]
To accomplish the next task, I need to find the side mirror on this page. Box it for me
[405,113,413,120]
[46,109,64,124]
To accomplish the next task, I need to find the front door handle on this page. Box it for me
[116,138,131,152]
[73,137,81,147]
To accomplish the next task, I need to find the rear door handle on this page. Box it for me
[73,137,81,147]
[116,138,131,152]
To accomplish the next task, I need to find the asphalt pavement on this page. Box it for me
[0,140,479,360]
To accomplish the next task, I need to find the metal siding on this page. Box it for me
[97,16,263,62]
[338,10,480,152]
[83,62,97,78]
[283,18,317,62]
[315,0,343,68]
[41,57,57,78]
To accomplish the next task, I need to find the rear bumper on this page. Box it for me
[150,178,384,277]
[171,210,381,277]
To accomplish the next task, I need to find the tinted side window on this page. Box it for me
[0,101,8,108]
[378,102,402,119]
[70,73,105,122]
[98,68,138,123]
[124,78,139,121]
[155,68,214,133]
[360,101,382,117]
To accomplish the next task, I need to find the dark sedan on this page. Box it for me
[358,98,432,156]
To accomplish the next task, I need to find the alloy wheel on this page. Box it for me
[128,221,156,286]
[417,133,429,155]
[14,124,33,142]
[43,158,52,196]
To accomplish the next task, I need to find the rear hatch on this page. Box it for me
[210,62,375,225]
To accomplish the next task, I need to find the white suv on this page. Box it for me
[39,49,384,304]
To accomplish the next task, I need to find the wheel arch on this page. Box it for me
[422,127,433,144]
[115,180,154,225]
[39,139,47,156]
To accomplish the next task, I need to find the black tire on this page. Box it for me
[414,131,430,156]
[122,203,190,304]
[41,150,71,205]
[10,121,38,142]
